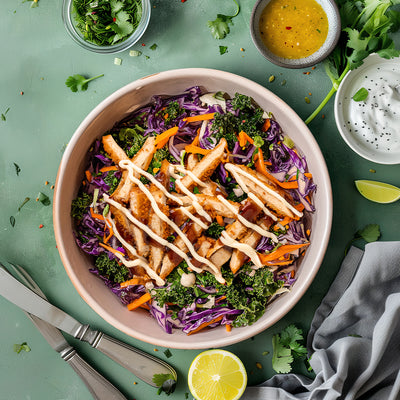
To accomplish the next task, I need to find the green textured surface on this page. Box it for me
[0,1,399,399]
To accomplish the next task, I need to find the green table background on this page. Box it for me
[0,1,399,399]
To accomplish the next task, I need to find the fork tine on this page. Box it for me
[5,262,46,298]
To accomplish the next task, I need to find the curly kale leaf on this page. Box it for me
[205,222,226,239]
[71,192,92,220]
[95,253,130,283]
[113,126,146,157]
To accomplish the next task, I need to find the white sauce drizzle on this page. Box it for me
[105,216,165,286]
[247,192,278,221]
[174,165,208,187]
[225,163,303,218]
[219,231,263,269]
[217,195,278,243]
[179,207,209,230]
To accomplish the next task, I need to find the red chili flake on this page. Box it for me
[286,26,292,30]
[312,66,316,70]
[39,224,44,229]
[20,91,24,95]
[242,120,246,123]
[141,43,146,46]
[181,0,187,2]
[113,17,116,22]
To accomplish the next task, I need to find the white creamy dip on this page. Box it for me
[335,54,400,164]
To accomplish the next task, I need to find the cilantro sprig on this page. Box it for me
[207,0,240,39]
[65,74,104,92]
[344,224,381,255]
[152,373,177,395]
[305,0,400,124]
[272,324,307,373]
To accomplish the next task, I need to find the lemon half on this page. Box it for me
[355,180,400,204]
[188,349,247,400]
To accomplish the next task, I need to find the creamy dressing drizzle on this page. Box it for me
[225,163,303,218]
[179,207,209,230]
[105,216,165,286]
[114,162,224,283]
[174,165,208,187]
[217,195,278,243]
[219,231,263,269]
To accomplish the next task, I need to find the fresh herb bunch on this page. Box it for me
[305,0,400,124]
[73,0,143,46]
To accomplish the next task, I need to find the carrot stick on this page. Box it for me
[238,131,254,147]
[186,315,223,335]
[262,118,271,132]
[304,172,313,179]
[100,166,118,173]
[99,242,125,257]
[127,293,152,311]
[185,144,212,156]
[183,113,215,123]
[90,207,105,221]
[120,278,144,288]
[259,243,310,264]
[279,216,293,227]
[85,170,92,182]
[255,148,299,189]
[216,215,224,226]
[154,126,179,149]
[226,324,232,332]
[294,203,305,212]
[103,224,114,243]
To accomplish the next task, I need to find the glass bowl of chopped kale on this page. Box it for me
[62,0,151,54]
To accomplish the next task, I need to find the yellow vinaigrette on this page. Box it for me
[259,0,329,59]
[188,349,247,400]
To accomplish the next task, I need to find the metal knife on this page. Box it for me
[0,264,177,387]
[4,263,127,400]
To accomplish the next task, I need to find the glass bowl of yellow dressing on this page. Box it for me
[250,0,341,69]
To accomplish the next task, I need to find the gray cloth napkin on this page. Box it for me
[243,241,400,400]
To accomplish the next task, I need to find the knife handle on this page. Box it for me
[61,346,127,400]
[91,332,176,386]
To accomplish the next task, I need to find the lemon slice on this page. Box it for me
[355,180,400,204]
[188,349,247,400]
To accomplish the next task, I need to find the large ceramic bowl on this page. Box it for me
[53,69,332,349]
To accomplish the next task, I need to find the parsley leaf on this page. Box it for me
[37,192,51,206]
[219,45,228,55]
[344,223,381,254]
[1,107,10,121]
[352,87,369,101]
[14,163,21,176]
[207,0,240,39]
[272,324,307,373]
[65,74,104,92]
[13,342,31,354]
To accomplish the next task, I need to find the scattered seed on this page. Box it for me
[256,362,263,369]
[369,169,376,173]
[20,91,24,95]
[281,79,287,86]
[305,97,310,104]
[240,47,245,52]
[51,185,55,189]
[154,348,158,352]
[45,181,49,185]
[269,75,275,83]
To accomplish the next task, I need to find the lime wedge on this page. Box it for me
[355,180,400,204]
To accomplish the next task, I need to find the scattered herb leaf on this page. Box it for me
[305,0,400,124]
[14,163,21,176]
[13,342,31,354]
[1,107,10,121]
[344,223,381,254]
[37,192,51,206]
[150,43,158,50]
[152,373,176,395]
[207,0,240,39]
[352,87,369,101]
[219,45,228,55]
[163,349,172,358]
[22,0,39,8]
[65,74,104,92]
[272,324,307,373]
[18,197,31,212]
[10,216,15,227]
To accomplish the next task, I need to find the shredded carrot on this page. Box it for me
[238,130,254,147]
[259,243,310,264]
[191,130,200,146]
[279,216,293,227]
[216,295,227,303]
[90,207,105,221]
[185,144,212,156]
[226,324,232,332]
[120,278,144,288]
[262,118,271,132]
[294,203,305,212]
[99,242,125,257]
[216,215,224,226]
[85,170,92,182]
[100,166,118,173]
[186,315,223,335]
[127,293,152,311]
[304,172,313,179]
[255,148,299,189]
[103,224,114,243]
[183,112,215,123]
[290,270,295,278]
[164,113,169,120]
[154,126,179,149]
[140,303,150,310]
[306,229,311,236]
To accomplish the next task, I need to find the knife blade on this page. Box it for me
[4,262,127,400]
[0,264,177,387]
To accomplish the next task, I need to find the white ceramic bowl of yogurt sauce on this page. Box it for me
[334,53,400,164]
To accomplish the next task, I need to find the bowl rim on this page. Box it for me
[250,0,341,69]
[62,0,151,54]
[53,68,333,348]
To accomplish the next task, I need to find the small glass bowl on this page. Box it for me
[62,0,151,54]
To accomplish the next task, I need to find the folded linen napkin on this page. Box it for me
[243,241,400,400]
